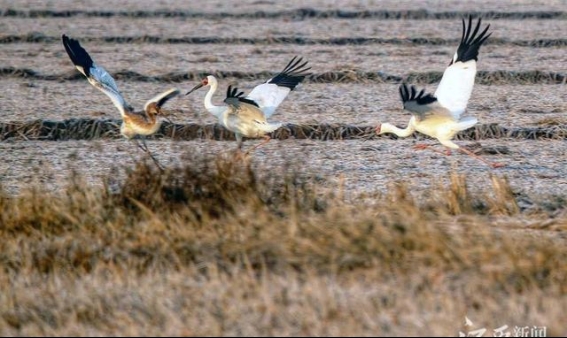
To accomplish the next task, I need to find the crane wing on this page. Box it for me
[434,16,491,119]
[246,56,310,118]
[399,83,452,121]
[144,88,180,112]
[62,34,131,116]
[224,85,260,109]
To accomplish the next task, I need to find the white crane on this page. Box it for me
[62,34,179,170]
[186,56,310,153]
[376,17,504,168]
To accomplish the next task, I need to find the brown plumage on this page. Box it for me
[62,34,180,169]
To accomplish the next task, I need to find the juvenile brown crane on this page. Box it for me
[62,34,180,169]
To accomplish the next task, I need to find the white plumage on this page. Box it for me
[435,16,490,118]
[246,56,310,118]
[186,56,310,152]
[376,16,504,168]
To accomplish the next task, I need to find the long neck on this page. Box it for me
[204,79,225,119]
[381,119,415,138]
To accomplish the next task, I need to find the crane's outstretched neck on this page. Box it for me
[378,121,416,138]
[203,77,225,119]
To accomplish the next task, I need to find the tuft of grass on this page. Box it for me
[534,117,567,126]
[0,154,566,335]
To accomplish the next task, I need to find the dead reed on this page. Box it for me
[1,119,566,141]
[0,154,565,335]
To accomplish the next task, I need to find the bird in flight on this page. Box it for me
[376,16,504,168]
[62,34,180,170]
[186,56,310,153]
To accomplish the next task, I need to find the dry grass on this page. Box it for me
[4,34,567,48]
[3,8,567,19]
[2,0,567,334]
[0,154,566,336]
[2,67,566,85]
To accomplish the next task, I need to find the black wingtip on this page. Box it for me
[226,85,245,99]
[61,34,94,75]
[399,83,408,104]
[453,16,491,64]
[225,85,259,107]
[155,89,181,108]
[399,83,437,105]
[267,56,311,91]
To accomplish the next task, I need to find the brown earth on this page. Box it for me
[3,17,567,40]
[0,138,566,198]
[2,0,566,12]
[1,0,567,336]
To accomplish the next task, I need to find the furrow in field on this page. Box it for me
[1,119,565,142]
[2,43,566,76]
[1,67,565,85]
[2,34,567,48]
[2,18,566,41]
[2,8,566,19]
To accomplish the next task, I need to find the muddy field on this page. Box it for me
[0,0,567,336]
[0,0,566,197]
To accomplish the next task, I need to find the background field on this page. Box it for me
[0,0,566,336]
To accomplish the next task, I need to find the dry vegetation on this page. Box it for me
[1,0,567,335]
[1,119,567,142]
[0,155,566,336]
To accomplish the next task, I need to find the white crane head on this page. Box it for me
[185,75,217,95]
[375,121,417,139]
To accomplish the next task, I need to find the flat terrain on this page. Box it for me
[0,139,566,198]
[1,15,566,195]
[0,0,566,336]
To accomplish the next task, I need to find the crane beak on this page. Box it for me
[375,124,382,134]
[185,83,204,96]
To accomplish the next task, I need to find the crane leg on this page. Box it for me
[458,147,505,168]
[134,138,165,172]
[245,136,271,155]
[414,143,452,156]
[232,137,249,160]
